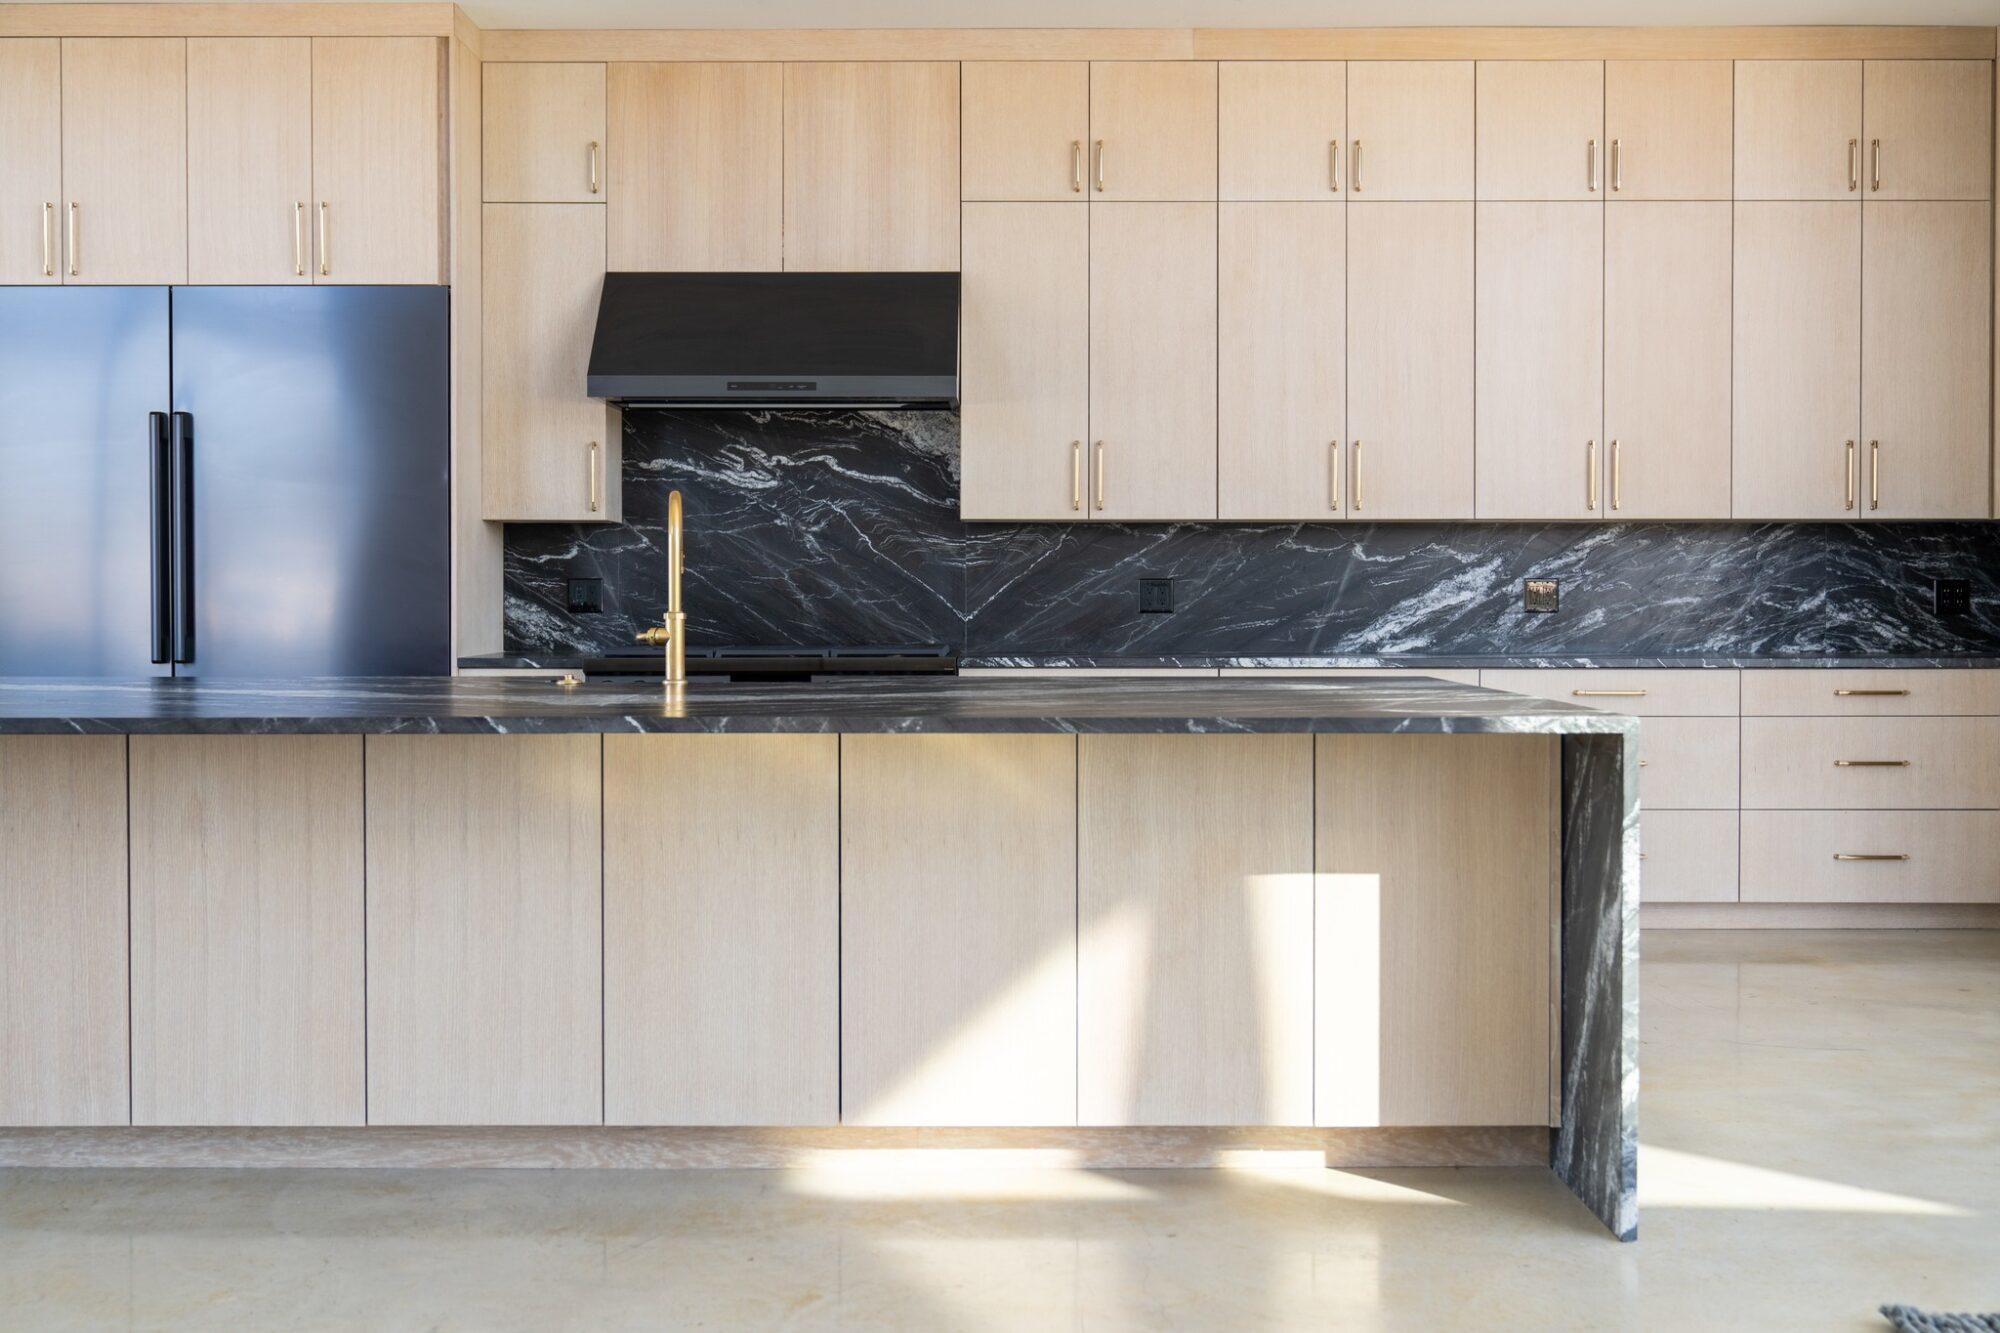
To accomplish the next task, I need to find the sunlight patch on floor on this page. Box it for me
[1637,1142,1970,1216]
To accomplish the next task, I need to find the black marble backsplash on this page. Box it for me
[501,410,2000,660]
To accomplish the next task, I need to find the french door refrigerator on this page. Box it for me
[0,286,450,677]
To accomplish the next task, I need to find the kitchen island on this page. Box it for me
[0,675,1637,1239]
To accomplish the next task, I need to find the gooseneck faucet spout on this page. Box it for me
[634,489,686,685]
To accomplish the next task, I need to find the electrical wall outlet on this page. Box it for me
[1524,579,1560,613]
[1935,578,1971,616]
[1138,578,1175,614]
[566,577,604,614]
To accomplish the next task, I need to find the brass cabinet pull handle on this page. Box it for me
[1848,139,1860,192]
[1835,759,1910,767]
[1070,440,1082,511]
[318,201,329,276]
[1844,440,1856,510]
[1870,138,1881,192]
[1868,440,1880,511]
[587,440,602,513]
[1070,140,1083,193]
[1610,138,1622,192]
[42,201,55,276]
[1587,138,1597,192]
[293,201,306,276]
[1637,758,1649,767]
[67,201,78,276]
[1329,139,1341,192]
[1351,439,1363,511]
[1834,853,1909,862]
[1092,140,1105,193]
[1584,439,1597,511]
[1092,440,1106,511]
[1328,440,1340,510]
[588,140,601,194]
[1573,689,1647,697]
[1609,439,1621,512]
[1835,688,1910,697]
[1350,139,1362,192]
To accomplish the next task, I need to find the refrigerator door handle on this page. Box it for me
[148,411,172,664]
[169,411,195,665]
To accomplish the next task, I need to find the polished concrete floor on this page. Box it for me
[3,930,1996,1331]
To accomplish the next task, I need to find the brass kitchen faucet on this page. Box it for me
[634,489,687,686]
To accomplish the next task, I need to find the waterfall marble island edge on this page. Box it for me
[0,676,1637,1240]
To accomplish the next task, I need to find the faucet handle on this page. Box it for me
[636,625,673,647]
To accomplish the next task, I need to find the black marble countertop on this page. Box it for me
[0,675,1636,737]
[461,652,2000,672]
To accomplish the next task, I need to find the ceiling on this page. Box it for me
[172,0,2000,29]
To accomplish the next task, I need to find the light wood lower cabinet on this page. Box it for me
[1317,734,1557,1127]
[1077,735,1314,1126]
[604,736,838,1126]
[1478,668,1739,716]
[1742,668,2000,717]
[1640,810,1739,904]
[365,735,603,1126]
[1740,717,2000,810]
[129,736,365,1127]
[0,737,129,1127]
[1637,717,1739,811]
[1741,810,2000,903]
[842,735,1077,1127]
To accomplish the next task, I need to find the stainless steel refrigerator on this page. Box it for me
[0,286,450,677]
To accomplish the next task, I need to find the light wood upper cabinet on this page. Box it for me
[1863,61,1991,200]
[1317,734,1556,1128]
[1078,735,1314,1128]
[365,735,603,1127]
[61,38,187,284]
[1089,203,1217,521]
[1605,203,1732,519]
[961,61,1088,201]
[1346,61,1474,200]
[1219,202,1344,520]
[960,203,1089,521]
[481,203,621,522]
[311,37,442,284]
[484,62,605,203]
[1861,202,1991,519]
[1735,60,1862,200]
[1475,202,1603,519]
[129,736,364,1128]
[1088,61,1217,201]
[784,61,959,270]
[1219,61,1345,200]
[1476,60,1603,200]
[0,737,129,1127]
[187,38,313,284]
[1604,60,1732,200]
[842,736,1078,1128]
[609,62,782,270]
[604,736,838,1127]
[0,40,62,283]
[1733,202,1861,519]
[1347,203,1476,519]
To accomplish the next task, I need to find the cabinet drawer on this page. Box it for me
[1741,669,2000,716]
[1479,669,1738,716]
[1638,717,1737,809]
[1219,667,1482,685]
[1741,717,2000,809]
[1741,811,2000,903]
[1640,810,1737,903]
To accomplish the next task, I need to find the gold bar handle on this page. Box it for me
[1351,439,1363,512]
[1835,688,1910,697]
[293,201,306,276]
[67,201,78,276]
[1070,141,1083,193]
[1610,138,1621,192]
[1587,138,1597,192]
[1573,689,1647,698]
[1329,139,1340,192]
[1834,853,1909,861]
[1070,440,1082,512]
[1610,439,1621,512]
[586,440,602,514]
[1092,140,1105,193]
[588,141,601,194]
[1092,440,1106,512]
[1328,440,1340,511]
[1834,759,1910,767]
[1848,139,1859,192]
[42,201,55,277]
[1844,440,1856,510]
[1350,139,1361,193]
[1585,439,1597,512]
[1869,440,1880,511]
[1870,138,1881,192]
[318,201,329,277]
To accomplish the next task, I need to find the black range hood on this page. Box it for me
[587,271,959,409]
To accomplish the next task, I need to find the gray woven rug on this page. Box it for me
[1881,1306,2000,1332]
